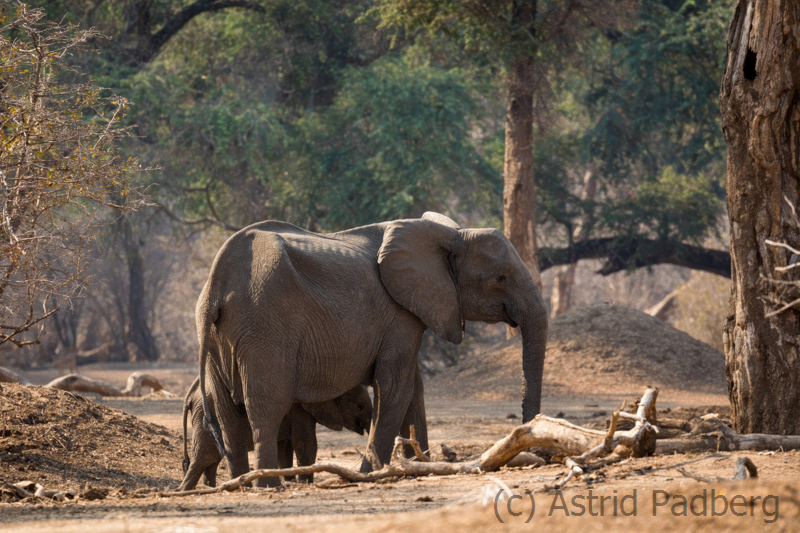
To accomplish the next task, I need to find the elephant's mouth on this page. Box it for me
[502,304,518,328]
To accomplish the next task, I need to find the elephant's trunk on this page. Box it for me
[516,284,548,423]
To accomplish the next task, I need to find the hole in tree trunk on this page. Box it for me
[743,48,757,80]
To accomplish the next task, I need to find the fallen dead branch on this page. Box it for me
[656,414,800,454]
[0,480,79,503]
[122,371,164,396]
[44,372,172,397]
[679,456,758,483]
[45,374,124,396]
[0,366,29,385]
[160,434,479,497]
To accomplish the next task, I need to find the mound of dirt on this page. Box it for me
[428,303,727,401]
[0,382,182,494]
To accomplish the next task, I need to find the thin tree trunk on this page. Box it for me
[504,1,539,338]
[550,263,576,317]
[118,215,159,362]
[550,169,597,317]
[721,0,800,434]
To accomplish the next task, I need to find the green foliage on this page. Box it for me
[292,57,498,229]
[601,167,724,242]
[582,0,730,182]
[531,0,731,262]
[33,0,732,249]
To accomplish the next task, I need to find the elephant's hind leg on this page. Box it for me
[242,376,293,488]
[178,459,208,491]
[202,463,218,487]
[290,406,318,483]
[360,354,418,472]
[277,414,296,482]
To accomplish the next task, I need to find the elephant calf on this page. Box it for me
[179,377,371,490]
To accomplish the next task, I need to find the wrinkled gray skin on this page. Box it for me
[179,377,371,490]
[197,212,548,487]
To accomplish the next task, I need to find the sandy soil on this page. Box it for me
[2,367,797,531]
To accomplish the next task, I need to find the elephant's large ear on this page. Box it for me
[422,211,460,229]
[378,219,464,344]
[304,402,344,431]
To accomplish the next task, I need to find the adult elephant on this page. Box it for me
[197,212,547,486]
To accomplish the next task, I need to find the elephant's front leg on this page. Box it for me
[360,356,417,473]
[400,364,428,459]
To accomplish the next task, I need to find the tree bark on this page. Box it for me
[721,0,800,434]
[504,1,539,338]
[503,54,539,289]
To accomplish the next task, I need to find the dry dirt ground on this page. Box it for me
[2,305,799,531]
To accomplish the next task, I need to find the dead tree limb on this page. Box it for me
[0,366,29,384]
[122,371,164,396]
[45,374,123,396]
[656,414,800,454]
[679,456,758,482]
[479,387,659,473]
[161,436,478,497]
[44,371,169,397]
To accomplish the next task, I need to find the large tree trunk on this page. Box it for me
[504,1,539,338]
[721,1,800,434]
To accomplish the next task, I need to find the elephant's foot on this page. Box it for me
[359,456,375,473]
[254,441,283,488]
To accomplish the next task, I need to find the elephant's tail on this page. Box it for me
[198,307,232,468]
[182,377,199,475]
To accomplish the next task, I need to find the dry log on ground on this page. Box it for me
[0,366,29,385]
[44,372,169,397]
[505,452,545,468]
[45,374,124,396]
[656,414,800,454]
[481,387,659,473]
[122,371,164,396]
[0,481,77,503]
[162,435,479,497]
[658,418,693,432]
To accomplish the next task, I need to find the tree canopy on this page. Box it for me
[2,0,735,358]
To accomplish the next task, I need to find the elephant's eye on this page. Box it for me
[496,275,506,283]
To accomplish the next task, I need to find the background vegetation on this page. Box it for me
[0,0,734,370]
